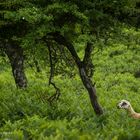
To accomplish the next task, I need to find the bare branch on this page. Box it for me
[47,43,61,103]
[47,82,60,103]
[48,44,54,85]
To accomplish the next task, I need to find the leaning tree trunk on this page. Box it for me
[46,32,103,115]
[78,65,103,115]
[4,42,27,88]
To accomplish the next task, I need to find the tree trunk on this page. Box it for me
[79,65,103,115]
[5,42,27,88]
[46,32,103,115]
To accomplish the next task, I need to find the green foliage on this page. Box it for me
[0,0,140,139]
[0,26,140,139]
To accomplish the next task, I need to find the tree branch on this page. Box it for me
[48,44,54,85]
[83,42,93,64]
[47,43,61,103]
[83,42,94,78]
[47,32,81,66]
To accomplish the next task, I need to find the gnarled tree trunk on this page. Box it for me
[78,65,103,114]
[4,41,27,88]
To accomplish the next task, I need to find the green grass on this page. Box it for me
[0,28,140,140]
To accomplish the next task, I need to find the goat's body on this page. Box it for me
[131,112,140,119]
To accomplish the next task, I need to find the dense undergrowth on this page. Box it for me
[0,27,140,140]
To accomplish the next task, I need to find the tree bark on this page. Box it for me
[4,41,27,88]
[46,32,103,115]
[79,65,103,115]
